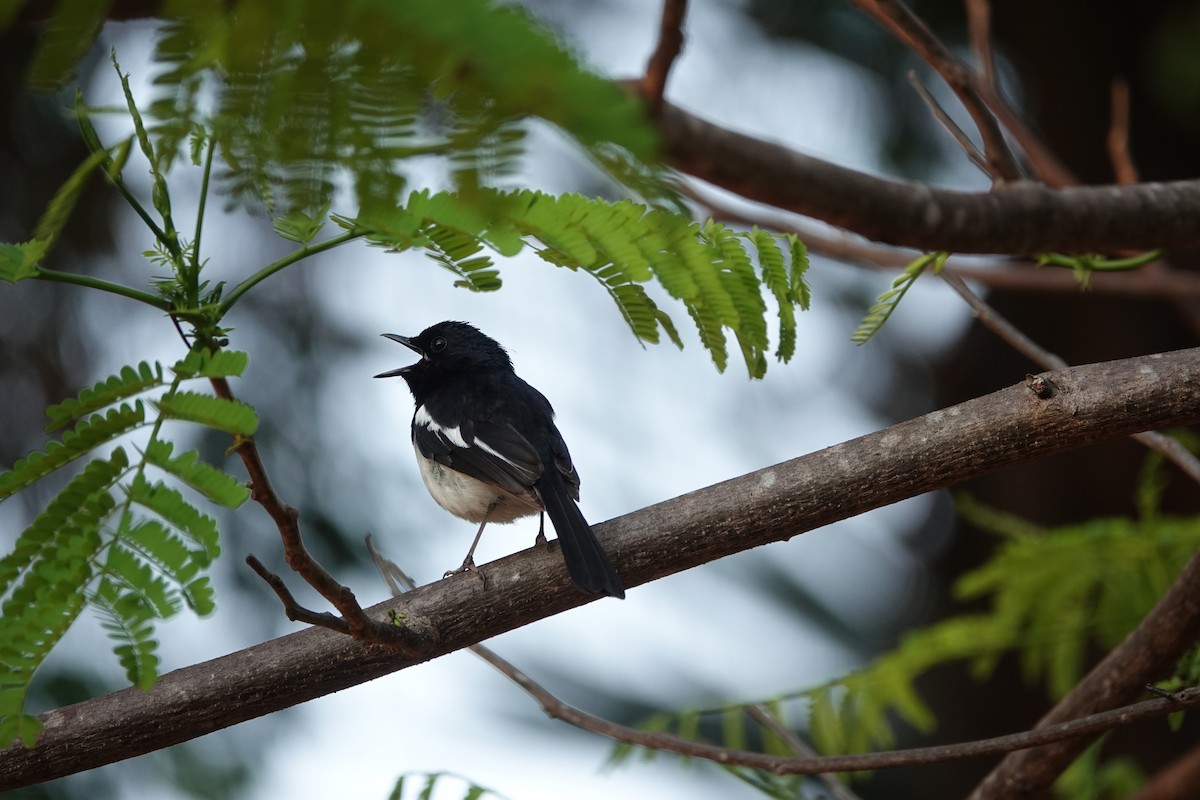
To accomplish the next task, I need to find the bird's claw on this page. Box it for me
[444,558,488,587]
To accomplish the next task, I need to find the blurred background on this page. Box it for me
[2,1,1199,798]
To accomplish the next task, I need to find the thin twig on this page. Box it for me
[851,0,1021,183]
[1108,78,1140,185]
[640,0,689,114]
[964,0,996,91]
[744,705,863,800]
[940,270,1066,367]
[245,555,351,634]
[964,0,1079,188]
[366,537,1200,778]
[210,376,431,654]
[907,69,991,176]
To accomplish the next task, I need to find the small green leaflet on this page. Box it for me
[153,392,258,436]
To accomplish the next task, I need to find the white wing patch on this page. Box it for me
[473,437,522,469]
[414,404,523,470]
[414,404,468,448]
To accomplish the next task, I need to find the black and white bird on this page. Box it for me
[375,321,625,598]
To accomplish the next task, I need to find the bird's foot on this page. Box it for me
[533,530,549,548]
[444,558,488,587]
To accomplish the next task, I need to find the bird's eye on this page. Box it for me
[430,336,447,353]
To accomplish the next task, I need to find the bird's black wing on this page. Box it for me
[412,406,543,499]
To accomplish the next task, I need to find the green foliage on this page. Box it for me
[343,190,810,377]
[24,0,106,90]
[388,771,513,800]
[613,447,1200,792]
[0,240,48,283]
[0,403,148,500]
[852,251,946,345]
[11,0,658,217]
[2,4,816,758]
[1053,739,1144,800]
[0,350,250,747]
[1035,250,1161,289]
[44,361,164,432]
[153,391,258,436]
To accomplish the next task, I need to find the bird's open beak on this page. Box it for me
[374,333,422,378]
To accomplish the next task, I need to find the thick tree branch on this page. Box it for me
[688,184,1200,301]
[2,349,1200,789]
[655,100,1200,253]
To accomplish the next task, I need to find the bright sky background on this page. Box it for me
[27,1,985,798]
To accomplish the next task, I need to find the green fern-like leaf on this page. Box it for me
[0,493,102,748]
[172,348,250,380]
[1054,739,1145,800]
[101,543,181,620]
[852,251,946,345]
[102,0,656,215]
[118,513,218,614]
[90,577,160,690]
[25,0,106,90]
[348,189,811,377]
[0,712,43,751]
[153,391,258,436]
[125,475,221,561]
[121,518,202,584]
[787,235,812,310]
[44,362,164,432]
[0,402,147,500]
[143,440,249,508]
[388,772,512,800]
[31,146,113,258]
[0,240,49,283]
[273,206,329,245]
[0,448,128,598]
[746,228,796,361]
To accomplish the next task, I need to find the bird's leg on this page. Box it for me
[534,511,548,548]
[446,500,498,579]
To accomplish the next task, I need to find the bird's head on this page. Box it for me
[375,321,513,394]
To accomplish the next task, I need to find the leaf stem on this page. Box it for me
[192,136,216,270]
[34,268,170,310]
[218,231,362,315]
[75,94,172,247]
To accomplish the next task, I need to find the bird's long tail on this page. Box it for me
[537,473,625,599]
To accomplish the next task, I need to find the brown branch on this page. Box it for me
[743,705,863,800]
[964,0,996,91]
[964,0,1079,187]
[968,552,1200,798]
[654,100,1200,253]
[1108,78,1140,185]
[640,0,688,114]
[906,70,991,176]
[209,376,430,653]
[461,645,1200,776]
[244,555,350,634]
[686,183,1200,301]
[4,350,1200,789]
[1131,742,1200,800]
[938,272,1200,487]
[851,0,1021,183]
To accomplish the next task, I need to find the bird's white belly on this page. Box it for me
[415,450,539,523]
